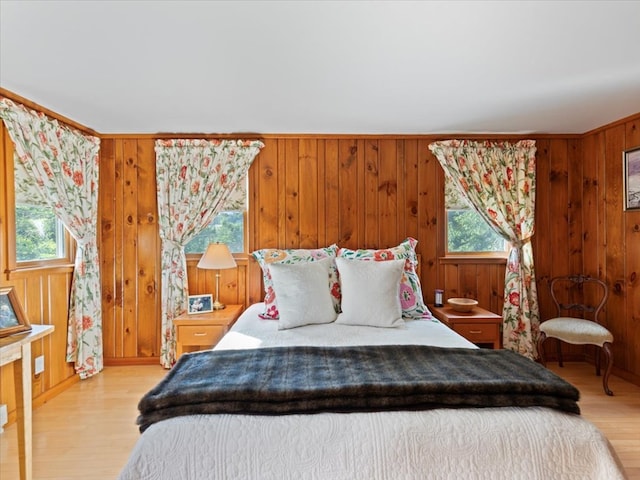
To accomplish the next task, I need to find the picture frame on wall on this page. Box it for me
[624,146,640,211]
[188,294,213,314]
[0,286,32,338]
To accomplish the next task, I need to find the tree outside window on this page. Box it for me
[15,203,66,261]
[184,211,244,254]
[445,174,506,254]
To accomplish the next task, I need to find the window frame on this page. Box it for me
[438,167,509,260]
[444,208,509,258]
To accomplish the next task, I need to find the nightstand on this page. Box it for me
[430,304,502,349]
[174,304,243,358]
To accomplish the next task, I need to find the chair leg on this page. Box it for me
[556,339,564,367]
[537,332,547,366]
[595,347,601,376]
[602,342,613,396]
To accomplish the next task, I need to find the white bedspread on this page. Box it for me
[215,303,477,351]
[119,304,627,480]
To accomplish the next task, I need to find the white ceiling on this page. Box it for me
[2,0,640,135]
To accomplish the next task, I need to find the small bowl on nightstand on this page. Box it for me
[447,298,478,313]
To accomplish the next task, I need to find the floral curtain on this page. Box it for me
[155,139,263,367]
[429,140,539,359]
[0,98,102,378]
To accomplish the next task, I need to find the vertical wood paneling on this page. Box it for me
[135,139,158,357]
[364,140,379,247]
[404,140,419,242]
[533,139,552,318]
[46,273,74,384]
[549,139,571,279]
[284,139,299,248]
[378,139,398,248]
[122,139,139,357]
[476,264,493,308]
[316,141,326,248]
[100,139,116,358]
[604,126,627,369]
[458,264,477,298]
[277,139,287,248]
[418,139,439,303]
[443,264,459,297]
[253,138,278,249]
[582,133,601,278]
[298,138,318,248]
[113,139,125,357]
[396,140,407,241]
[324,140,340,244]
[338,140,358,248]
[625,120,640,375]
[492,265,505,315]
[568,139,583,274]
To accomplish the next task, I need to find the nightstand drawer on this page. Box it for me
[173,304,244,359]
[177,325,226,346]
[453,323,499,343]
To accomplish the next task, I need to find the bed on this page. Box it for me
[119,303,626,480]
[120,241,626,479]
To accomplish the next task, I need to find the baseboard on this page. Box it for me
[104,356,161,366]
[33,375,80,409]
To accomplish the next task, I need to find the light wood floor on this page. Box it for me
[1,362,639,479]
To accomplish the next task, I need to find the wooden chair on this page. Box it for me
[537,275,613,396]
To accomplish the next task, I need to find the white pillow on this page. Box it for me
[269,258,338,330]
[335,257,405,328]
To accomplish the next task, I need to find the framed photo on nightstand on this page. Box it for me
[188,294,213,314]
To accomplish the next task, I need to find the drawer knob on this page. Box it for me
[469,330,482,334]
[193,332,208,337]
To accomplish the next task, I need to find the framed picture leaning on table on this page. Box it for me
[0,286,32,338]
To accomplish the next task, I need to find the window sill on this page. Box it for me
[439,256,507,265]
[6,262,75,279]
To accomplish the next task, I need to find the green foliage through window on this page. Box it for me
[185,211,244,254]
[15,204,66,261]
[445,173,506,254]
[447,209,505,253]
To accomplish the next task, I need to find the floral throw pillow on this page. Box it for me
[337,237,431,319]
[252,244,340,319]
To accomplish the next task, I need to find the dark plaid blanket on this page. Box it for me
[137,345,580,432]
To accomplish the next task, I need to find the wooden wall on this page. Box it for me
[579,116,640,383]
[96,134,515,364]
[1,91,640,422]
[246,137,509,311]
[87,125,640,386]
[98,137,249,363]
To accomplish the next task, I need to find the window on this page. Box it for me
[445,175,507,254]
[13,161,72,266]
[184,176,248,254]
[184,211,245,254]
[15,203,67,261]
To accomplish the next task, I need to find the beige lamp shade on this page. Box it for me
[197,242,236,310]
[197,243,237,270]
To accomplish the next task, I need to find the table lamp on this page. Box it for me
[197,242,237,310]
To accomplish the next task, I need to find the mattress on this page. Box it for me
[119,303,627,480]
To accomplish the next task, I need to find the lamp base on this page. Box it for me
[212,300,226,310]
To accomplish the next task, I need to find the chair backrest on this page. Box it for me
[549,275,609,323]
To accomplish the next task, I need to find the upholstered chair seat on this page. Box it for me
[537,275,613,396]
[539,317,613,346]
